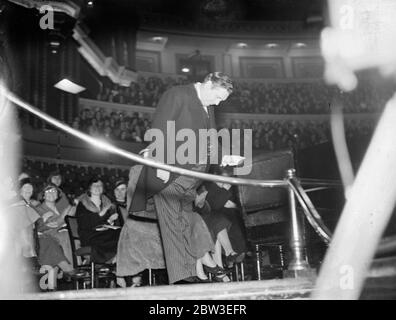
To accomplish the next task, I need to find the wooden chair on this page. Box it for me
[65,216,115,289]
[236,150,294,280]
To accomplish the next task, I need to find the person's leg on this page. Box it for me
[225,208,248,254]
[52,231,74,268]
[39,236,73,270]
[131,274,142,287]
[198,253,230,282]
[116,276,126,288]
[213,238,223,267]
[196,259,209,280]
[116,274,141,287]
[153,178,198,284]
[57,260,73,272]
[200,251,217,268]
[217,228,237,256]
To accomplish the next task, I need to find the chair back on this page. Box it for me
[236,149,294,242]
[237,149,294,215]
[65,215,83,267]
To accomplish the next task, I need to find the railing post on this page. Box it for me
[284,169,316,278]
[255,244,261,280]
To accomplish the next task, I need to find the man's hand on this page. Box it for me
[221,155,245,167]
[157,169,170,183]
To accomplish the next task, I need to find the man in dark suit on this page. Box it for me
[129,72,243,284]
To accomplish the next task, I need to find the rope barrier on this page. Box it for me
[3,87,288,188]
[7,86,396,257]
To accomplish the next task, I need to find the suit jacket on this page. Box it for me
[130,84,220,212]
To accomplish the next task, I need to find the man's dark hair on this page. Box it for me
[204,72,233,93]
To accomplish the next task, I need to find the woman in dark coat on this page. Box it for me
[75,177,122,264]
[196,166,248,268]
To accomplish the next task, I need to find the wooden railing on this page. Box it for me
[21,126,145,167]
[79,98,380,124]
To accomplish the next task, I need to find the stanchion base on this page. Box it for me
[283,268,317,279]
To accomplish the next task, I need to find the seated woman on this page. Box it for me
[46,171,75,215]
[115,170,165,287]
[112,179,128,226]
[182,185,231,283]
[10,178,41,274]
[14,178,77,277]
[75,176,121,264]
[35,183,74,266]
[196,166,248,269]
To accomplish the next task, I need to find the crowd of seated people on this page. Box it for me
[22,159,130,202]
[13,159,249,290]
[71,108,152,143]
[95,75,189,108]
[69,103,376,153]
[222,118,376,151]
[223,78,395,114]
[91,73,395,114]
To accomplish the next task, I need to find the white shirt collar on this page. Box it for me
[194,82,208,114]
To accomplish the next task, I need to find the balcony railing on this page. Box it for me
[79,98,380,124]
[139,12,313,36]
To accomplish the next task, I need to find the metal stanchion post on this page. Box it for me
[91,261,95,289]
[283,169,316,279]
[256,244,261,280]
[279,245,285,269]
[148,268,152,286]
[234,264,239,282]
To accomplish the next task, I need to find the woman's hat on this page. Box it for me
[41,183,60,193]
[113,179,127,190]
[19,177,33,189]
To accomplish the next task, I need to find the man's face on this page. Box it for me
[200,82,230,107]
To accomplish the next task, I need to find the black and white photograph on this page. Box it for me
[0,0,396,304]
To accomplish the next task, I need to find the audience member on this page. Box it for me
[75,177,121,264]
[116,165,165,287]
[35,183,74,267]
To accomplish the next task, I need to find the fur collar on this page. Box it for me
[79,193,112,213]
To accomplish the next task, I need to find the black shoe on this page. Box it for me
[203,266,231,283]
[203,265,231,275]
[174,276,210,284]
[225,253,245,268]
